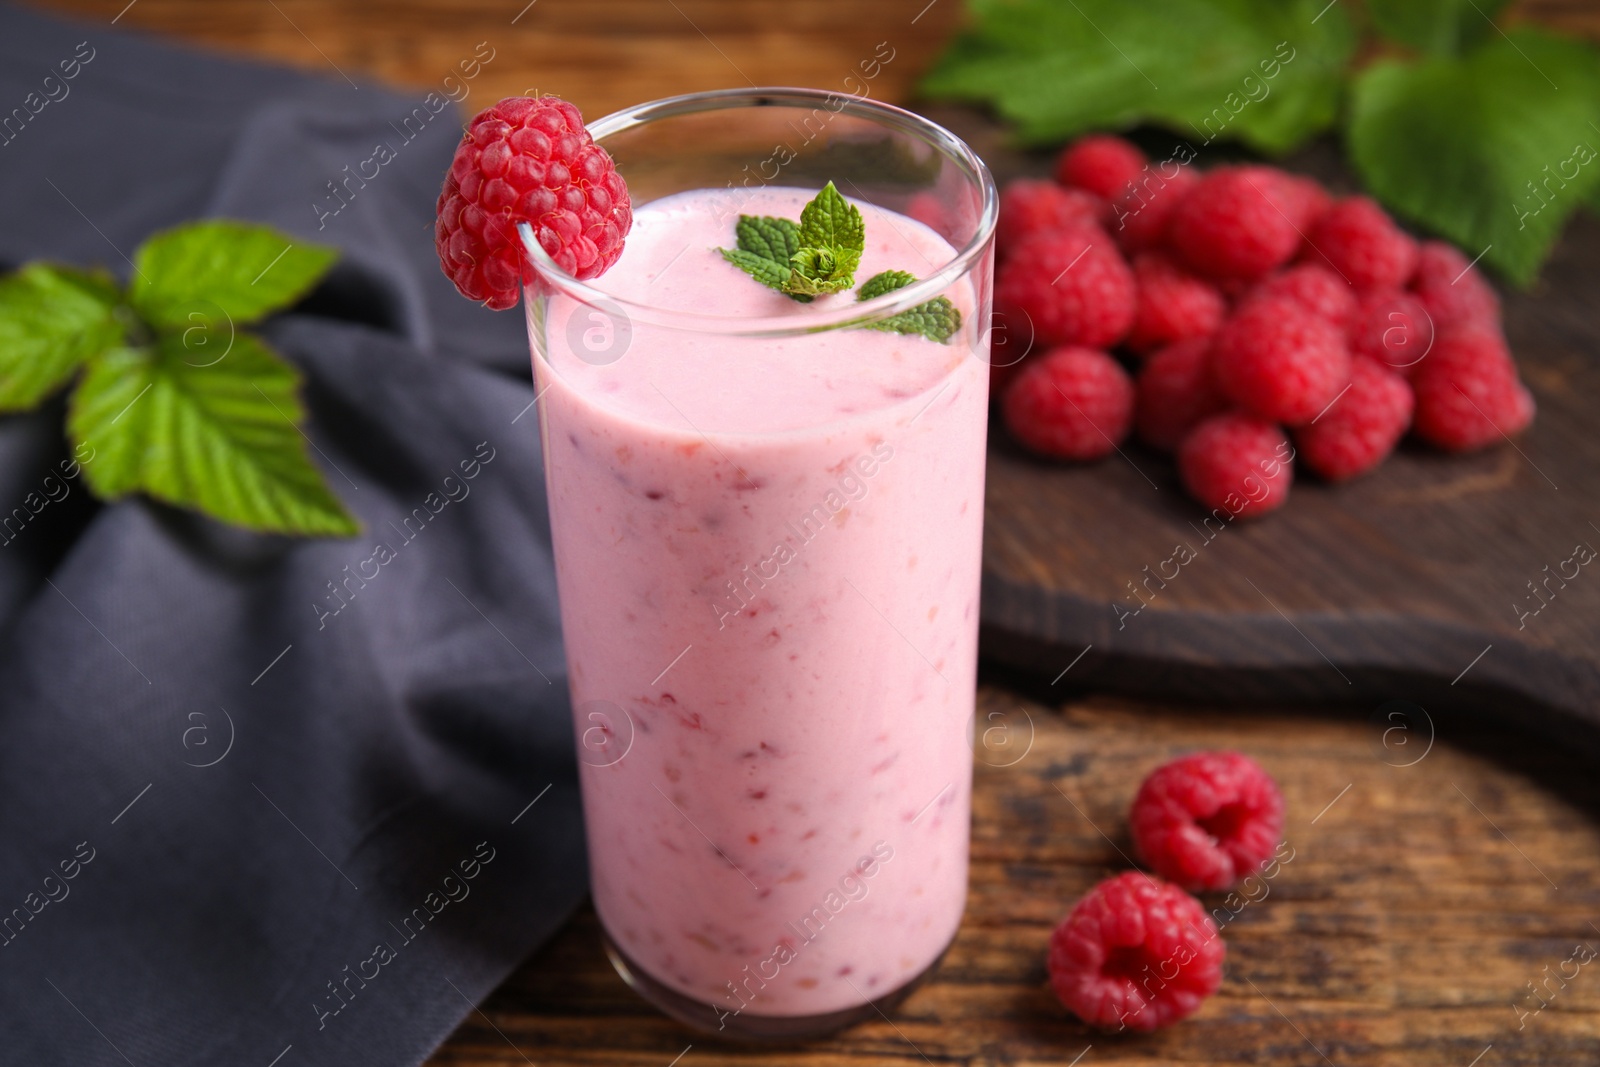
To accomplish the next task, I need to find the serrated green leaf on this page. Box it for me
[0,264,123,411]
[869,299,962,344]
[720,247,797,294]
[921,0,1357,155]
[131,220,338,330]
[856,270,962,343]
[857,270,917,300]
[1366,0,1510,57]
[737,215,800,265]
[1348,28,1600,286]
[68,333,358,536]
[797,182,865,270]
[788,246,855,296]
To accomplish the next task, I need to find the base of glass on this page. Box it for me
[602,929,953,1041]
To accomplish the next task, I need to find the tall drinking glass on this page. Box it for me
[520,88,997,1039]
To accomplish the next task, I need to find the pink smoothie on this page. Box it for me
[531,186,988,1020]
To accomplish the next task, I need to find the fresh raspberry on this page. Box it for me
[1003,347,1134,460]
[1294,357,1414,481]
[1111,163,1198,254]
[1243,263,1359,337]
[1169,165,1301,280]
[1411,326,1534,451]
[1047,872,1225,1032]
[1410,240,1501,330]
[997,179,1107,258]
[1177,413,1293,518]
[1351,290,1435,376]
[1304,196,1418,293]
[994,227,1136,349]
[1134,338,1227,452]
[1280,173,1332,232]
[1126,252,1226,353]
[436,96,632,309]
[1055,134,1147,200]
[1130,751,1286,892]
[1211,295,1352,425]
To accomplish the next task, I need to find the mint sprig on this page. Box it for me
[0,220,357,537]
[719,185,958,343]
[857,270,962,344]
[720,181,864,301]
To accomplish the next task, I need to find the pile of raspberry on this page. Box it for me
[1047,750,1286,1032]
[995,134,1534,517]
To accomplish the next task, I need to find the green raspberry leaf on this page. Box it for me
[857,270,917,300]
[856,270,962,344]
[131,220,338,330]
[1348,28,1600,286]
[0,264,123,411]
[68,333,359,537]
[1366,0,1511,57]
[921,0,1357,155]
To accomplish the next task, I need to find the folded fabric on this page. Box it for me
[0,6,584,1065]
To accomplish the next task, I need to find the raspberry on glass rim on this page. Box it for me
[435,95,633,310]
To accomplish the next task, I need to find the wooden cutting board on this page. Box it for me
[937,109,1600,743]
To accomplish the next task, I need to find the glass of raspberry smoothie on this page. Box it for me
[518,88,997,1039]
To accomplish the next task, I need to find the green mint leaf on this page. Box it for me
[921,0,1356,155]
[720,247,798,295]
[131,220,338,330]
[795,181,864,287]
[738,214,800,265]
[719,216,814,301]
[857,270,917,300]
[0,264,123,412]
[68,333,359,537]
[1348,28,1600,286]
[1366,0,1511,57]
[856,270,962,344]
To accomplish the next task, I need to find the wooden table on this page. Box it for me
[32,2,1600,1063]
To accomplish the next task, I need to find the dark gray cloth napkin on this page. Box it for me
[0,5,585,1064]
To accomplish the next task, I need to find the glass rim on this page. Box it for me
[518,87,998,338]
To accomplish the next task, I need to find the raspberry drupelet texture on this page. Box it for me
[1211,294,1352,425]
[997,179,1107,258]
[1245,263,1359,337]
[1126,252,1227,353]
[1169,166,1300,280]
[1410,239,1501,329]
[1304,196,1418,293]
[1411,326,1534,451]
[1295,357,1415,481]
[994,226,1136,349]
[436,96,632,310]
[1351,289,1435,376]
[1177,413,1294,518]
[1111,163,1198,255]
[1055,134,1148,200]
[1003,347,1134,460]
[1047,872,1225,1032]
[1130,751,1286,892]
[1134,337,1227,452]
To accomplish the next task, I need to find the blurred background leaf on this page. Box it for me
[1348,27,1600,285]
[1364,0,1513,56]
[922,0,1357,154]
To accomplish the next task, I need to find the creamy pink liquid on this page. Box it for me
[531,187,988,1018]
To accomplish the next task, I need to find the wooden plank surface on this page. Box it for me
[25,1,1600,1064]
